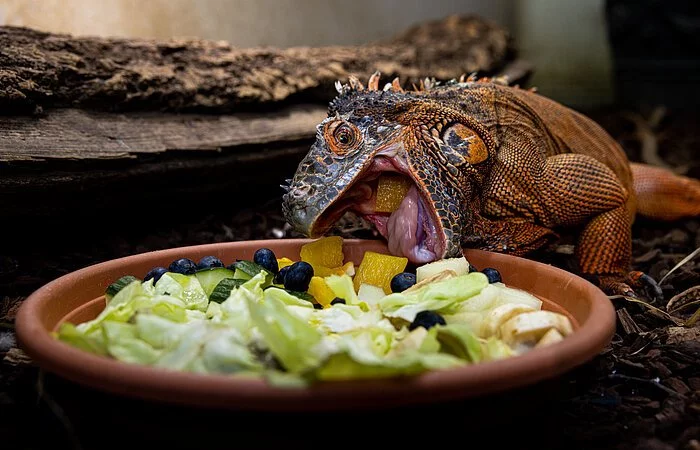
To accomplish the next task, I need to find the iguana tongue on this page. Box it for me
[386,185,437,263]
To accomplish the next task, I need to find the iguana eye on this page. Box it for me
[325,121,360,156]
[442,123,488,164]
[335,126,353,145]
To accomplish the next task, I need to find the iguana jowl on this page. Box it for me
[282,72,700,298]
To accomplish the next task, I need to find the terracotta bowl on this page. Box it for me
[15,238,615,411]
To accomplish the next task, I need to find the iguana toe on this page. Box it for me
[592,272,663,303]
[627,271,664,303]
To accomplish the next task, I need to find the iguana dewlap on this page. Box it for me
[282,72,700,298]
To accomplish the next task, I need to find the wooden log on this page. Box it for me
[0,14,517,114]
[0,14,531,220]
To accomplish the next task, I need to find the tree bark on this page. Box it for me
[0,14,517,114]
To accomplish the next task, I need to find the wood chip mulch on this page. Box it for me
[0,107,698,450]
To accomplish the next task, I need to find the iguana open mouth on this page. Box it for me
[312,156,445,264]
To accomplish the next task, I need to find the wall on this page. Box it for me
[0,0,614,108]
[0,0,514,46]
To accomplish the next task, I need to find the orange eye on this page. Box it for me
[325,121,360,155]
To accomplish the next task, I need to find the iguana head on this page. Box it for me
[282,72,495,264]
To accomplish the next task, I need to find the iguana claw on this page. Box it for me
[627,271,664,303]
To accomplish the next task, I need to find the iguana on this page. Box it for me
[281,72,700,299]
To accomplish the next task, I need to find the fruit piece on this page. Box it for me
[330,297,346,305]
[358,283,386,305]
[144,267,167,284]
[353,251,408,294]
[409,310,446,331]
[481,268,502,284]
[254,248,279,274]
[482,303,537,338]
[209,278,245,303]
[390,272,416,293]
[196,256,224,271]
[375,173,413,213]
[535,328,564,348]
[300,236,344,272]
[338,261,355,277]
[195,267,235,297]
[284,261,314,292]
[403,270,457,294]
[313,261,356,278]
[308,276,336,307]
[105,275,139,301]
[277,257,294,269]
[416,256,470,282]
[275,266,290,285]
[499,310,574,346]
[169,258,197,275]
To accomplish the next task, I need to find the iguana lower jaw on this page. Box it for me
[310,156,448,264]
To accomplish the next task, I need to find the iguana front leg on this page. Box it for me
[542,154,663,300]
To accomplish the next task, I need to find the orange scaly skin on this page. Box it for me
[282,73,700,300]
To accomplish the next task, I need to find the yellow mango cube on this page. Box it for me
[300,236,344,268]
[308,276,337,308]
[313,265,336,277]
[353,251,408,294]
[375,173,413,213]
[277,257,294,269]
[300,236,345,277]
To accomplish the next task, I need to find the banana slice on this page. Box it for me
[535,328,565,348]
[499,310,573,346]
[416,256,470,282]
[482,303,538,338]
[402,269,457,294]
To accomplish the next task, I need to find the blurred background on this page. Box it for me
[0,0,616,108]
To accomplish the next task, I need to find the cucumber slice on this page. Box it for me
[195,268,235,297]
[233,260,274,286]
[209,278,246,303]
[105,275,139,301]
[285,289,315,302]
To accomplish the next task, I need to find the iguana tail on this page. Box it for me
[631,162,700,220]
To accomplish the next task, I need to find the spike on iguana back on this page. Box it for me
[367,71,381,91]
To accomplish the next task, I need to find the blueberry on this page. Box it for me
[283,261,314,292]
[390,272,417,293]
[330,297,346,305]
[253,248,279,274]
[409,310,446,331]
[196,255,224,271]
[144,266,167,284]
[481,267,502,283]
[274,265,290,284]
[168,258,197,275]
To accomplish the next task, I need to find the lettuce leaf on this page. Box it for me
[314,327,464,381]
[379,272,489,322]
[101,321,162,365]
[245,294,323,373]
